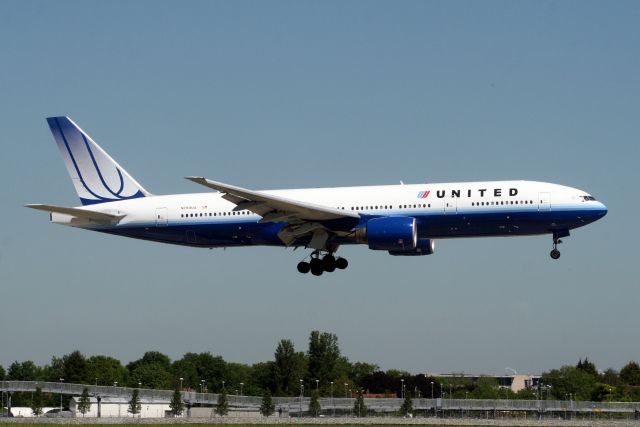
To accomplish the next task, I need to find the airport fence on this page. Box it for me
[3,381,640,418]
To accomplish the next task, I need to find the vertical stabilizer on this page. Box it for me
[46,116,150,205]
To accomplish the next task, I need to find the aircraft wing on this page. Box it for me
[25,204,125,223]
[185,176,359,223]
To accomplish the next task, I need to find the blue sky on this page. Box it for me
[1,0,638,376]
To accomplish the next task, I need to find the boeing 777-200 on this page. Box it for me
[27,117,608,275]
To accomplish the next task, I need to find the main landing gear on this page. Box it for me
[297,251,348,276]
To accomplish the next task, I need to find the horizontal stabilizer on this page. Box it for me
[25,204,125,223]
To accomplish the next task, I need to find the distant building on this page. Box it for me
[69,396,172,418]
[7,407,57,418]
[432,373,541,393]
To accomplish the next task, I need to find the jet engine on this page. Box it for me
[388,239,435,256]
[355,216,417,251]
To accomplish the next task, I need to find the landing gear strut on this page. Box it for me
[297,251,348,275]
[550,230,569,260]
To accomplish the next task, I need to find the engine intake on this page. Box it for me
[355,216,417,251]
[388,239,435,256]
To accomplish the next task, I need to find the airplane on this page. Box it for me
[27,117,608,276]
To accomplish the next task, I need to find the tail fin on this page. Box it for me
[46,116,151,205]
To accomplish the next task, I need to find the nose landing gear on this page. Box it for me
[550,241,561,260]
[297,251,348,275]
[550,230,569,260]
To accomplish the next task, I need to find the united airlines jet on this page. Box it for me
[27,117,608,275]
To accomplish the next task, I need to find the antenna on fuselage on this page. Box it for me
[400,180,405,185]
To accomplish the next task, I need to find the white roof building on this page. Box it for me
[69,396,174,418]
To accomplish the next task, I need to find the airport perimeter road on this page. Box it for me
[1,418,640,426]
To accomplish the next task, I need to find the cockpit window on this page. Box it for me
[581,195,597,201]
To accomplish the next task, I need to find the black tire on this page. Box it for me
[311,265,324,276]
[335,257,348,269]
[297,261,311,274]
[550,249,561,260]
[323,254,336,272]
[310,258,324,276]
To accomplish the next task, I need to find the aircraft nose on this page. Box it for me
[596,202,608,218]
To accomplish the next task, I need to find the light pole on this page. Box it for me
[299,379,304,418]
[465,391,468,418]
[138,382,141,389]
[316,379,319,393]
[330,381,334,417]
[201,380,205,394]
[59,378,64,412]
[179,377,183,391]
[401,379,404,399]
[430,382,434,418]
[344,383,347,398]
[222,380,225,391]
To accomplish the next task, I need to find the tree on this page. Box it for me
[171,352,227,392]
[260,390,275,417]
[128,388,141,416]
[577,358,598,377]
[169,388,184,417]
[274,339,307,395]
[62,350,88,384]
[78,387,91,417]
[129,362,172,390]
[308,390,321,417]
[400,392,413,416]
[540,366,596,400]
[31,386,44,417]
[307,331,341,386]
[251,361,277,395]
[350,362,379,386]
[353,389,367,417]
[7,360,41,380]
[470,376,500,399]
[86,355,128,387]
[620,361,640,386]
[127,351,172,372]
[600,368,620,386]
[215,390,229,416]
[0,364,5,380]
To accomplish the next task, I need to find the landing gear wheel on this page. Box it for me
[310,258,324,276]
[550,235,563,260]
[322,254,336,272]
[335,257,348,270]
[297,261,311,274]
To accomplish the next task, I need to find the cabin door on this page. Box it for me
[444,197,457,214]
[155,207,168,227]
[538,193,550,211]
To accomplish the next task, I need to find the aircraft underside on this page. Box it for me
[100,208,600,275]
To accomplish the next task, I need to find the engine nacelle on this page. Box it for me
[355,216,417,251]
[388,239,435,256]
